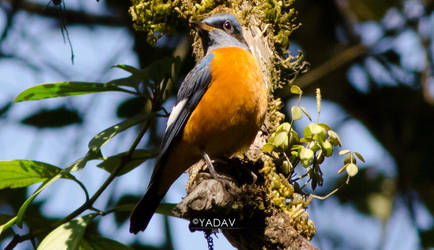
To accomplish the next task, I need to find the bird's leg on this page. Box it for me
[202,152,219,179]
[202,152,232,181]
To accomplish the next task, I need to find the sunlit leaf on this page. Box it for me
[0,213,13,224]
[291,106,302,120]
[0,160,64,190]
[262,143,274,153]
[38,214,96,250]
[321,140,333,157]
[290,85,302,95]
[0,216,17,235]
[300,147,314,164]
[273,131,288,149]
[317,123,331,131]
[97,149,157,176]
[276,122,291,133]
[328,130,342,147]
[338,164,348,174]
[308,123,325,135]
[346,163,358,177]
[88,114,146,153]
[15,82,132,102]
[68,114,148,173]
[300,106,312,121]
[339,149,350,155]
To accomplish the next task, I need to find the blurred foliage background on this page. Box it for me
[0,0,433,249]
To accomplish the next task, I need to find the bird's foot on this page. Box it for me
[202,152,232,182]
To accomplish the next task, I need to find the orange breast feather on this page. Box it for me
[182,47,267,157]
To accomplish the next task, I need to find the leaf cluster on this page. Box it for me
[259,85,365,238]
[0,57,181,249]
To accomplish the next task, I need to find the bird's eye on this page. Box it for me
[223,20,233,32]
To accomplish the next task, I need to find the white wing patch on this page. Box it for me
[166,99,187,132]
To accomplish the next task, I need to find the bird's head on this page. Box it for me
[195,13,248,54]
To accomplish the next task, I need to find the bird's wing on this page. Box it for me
[159,53,215,156]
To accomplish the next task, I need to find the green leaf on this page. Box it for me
[148,57,181,84]
[97,149,157,176]
[273,131,288,149]
[16,176,62,227]
[337,164,346,174]
[300,147,314,161]
[308,123,326,135]
[38,214,96,250]
[15,82,129,102]
[321,140,333,157]
[317,123,331,131]
[107,76,143,87]
[0,213,14,224]
[0,216,17,235]
[288,130,300,146]
[346,163,358,177]
[339,149,350,155]
[328,130,342,147]
[262,143,274,153]
[354,152,366,163]
[303,125,312,138]
[276,122,291,133]
[344,153,356,164]
[79,233,133,250]
[112,196,137,225]
[116,97,147,119]
[69,114,148,173]
[0,160,63,190]
[88,115,146,153]
[290,85,302,95]
[112,64,140,74]
[300,106,312,121]
[291,106,302,120]
[114,203,135,213]
[156,203,178,217]
[21,107,82,128]
[310,142,321,152]
[12,158,85,227]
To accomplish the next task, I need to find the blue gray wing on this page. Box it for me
[159,53,214,156]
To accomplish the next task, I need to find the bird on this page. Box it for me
[129,13,267,234]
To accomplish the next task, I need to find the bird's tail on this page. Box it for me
[129,140,196,233]
[129,176,164,234]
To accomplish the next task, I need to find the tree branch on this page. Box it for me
[6,0,126,26]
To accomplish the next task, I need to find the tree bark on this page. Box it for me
[171,4,318,249]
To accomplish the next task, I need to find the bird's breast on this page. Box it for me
[182,47,267,156]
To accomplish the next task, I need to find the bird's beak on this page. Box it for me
[192,21,216,32]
